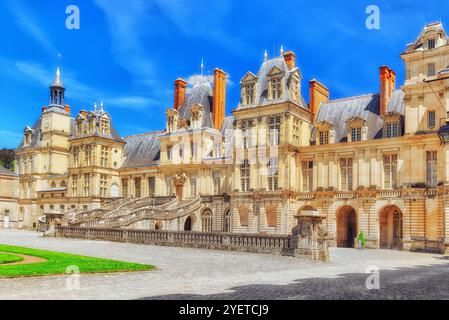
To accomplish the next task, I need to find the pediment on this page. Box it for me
[267,65,285,77]
[240,72,258,84]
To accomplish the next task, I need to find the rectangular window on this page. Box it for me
[301,161,313,192]
[100,146,109,167]
[268,158,279,191]
[100,175,108,197]
[428,111,436,128]
[190,177,197,198]
[165,176,173,196]
[269,116,281,146]
[340,158,353,191]
[83,174,90,197]
[241,160,250,192]
[244,83,255,105]
[148,177,156,195]
[85,145,92,166]
[383,154,398,189]
[167,146,173,161]
[319,131,329,145]
[428,39,436,49]
[213,172,221,195]
[428,63,436,77]
[293,119,300,146]
[122,179,128,198]
[386,122,399,138]
[271,78,282,100]
[134,178,142,198]
[426,151,438,187]
[351,127,362,142]
[71,175,78,196]
[73,147,80,168]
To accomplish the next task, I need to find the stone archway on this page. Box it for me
[379,206,403,249]
[336,206,357,248]
[184,216,193,231]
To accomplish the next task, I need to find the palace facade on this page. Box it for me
[15,22,449,253]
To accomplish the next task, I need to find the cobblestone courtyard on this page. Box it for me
[1,230,449,300]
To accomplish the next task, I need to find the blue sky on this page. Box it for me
[0,0,447,148]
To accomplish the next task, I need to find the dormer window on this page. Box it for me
[315,121,334,145]
[77,121,83,135]
[190,104,204,129]
[428,63,436,76]
[166,109,179,133]
[267,66,285,101]
[100,119,110,134]
[240,72,258,106]
[385,122,399,138]
[428,38,436,49]
[351,127,362,142]
[318,131,329,145]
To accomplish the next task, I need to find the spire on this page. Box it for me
[201,58,204,78]
[51,66,64,88]
[264,50,268,62]
[49,61,65,107]
[280,45,284,56]
[100,100,104,111]
[94,102,98,112]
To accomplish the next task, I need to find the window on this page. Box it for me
[269,116,281,146]
[244,83,256,105]
[165,176,173,196]
[122,179,128,198]
[167,146,173,161]
[319,131,329,145]
[223,210,231,233]
[241,160,250,192]
[386,122,399,138]
[268,158,279,191]
[148,177,156,195]
[291,77,301,102]
[243,121,254,148]
[383,154,398,189]
[428,63,436,77]
[100,146,109,167]
[190,177,197,198]
[340,158,353,191]
[293,119,301,146]
[100,120,109,134]
[100,175,108,197]
[426,151,438,187]
[83,174,90,197]
[428,111,436,128]
[270,77,283,100]
[72,147,80,168]
[302,161,313,192]
[428,39,436,49]
[134,178,142,198]
[85,145,93,166]
[71,175,78,196]
[351,127,362,142]
[202,210,213,232]
[213,172,221,195]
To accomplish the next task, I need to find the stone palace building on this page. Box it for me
[13,22,449,253]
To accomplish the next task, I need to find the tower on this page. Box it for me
[49,67,65,108]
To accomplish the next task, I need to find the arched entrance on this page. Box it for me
[336,206,357,248]
[379,206,403,249]
[184,216,193,231]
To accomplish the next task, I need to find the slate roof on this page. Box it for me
[237,56,307,111]
[314,90,405,143]
[17,116,42,149]
[121,131,163,168]
[178,81,214,128]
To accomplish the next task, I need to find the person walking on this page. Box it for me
[357,231,366,250]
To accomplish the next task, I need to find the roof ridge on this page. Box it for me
[124,130,164,139]
[325,92,379,104]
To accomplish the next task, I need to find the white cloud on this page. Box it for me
[186,74,234,87]
[6,0,56,55]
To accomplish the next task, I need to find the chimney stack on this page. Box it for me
[379,66,396,116]
[80,110,87,117]
[309,79,330,122]
[213,68,227,130]
[174,78,187,110]
[64,105,71,114]
[283,51,296,70]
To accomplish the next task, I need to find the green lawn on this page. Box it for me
[0,244,155,278]
[0,253,24,265]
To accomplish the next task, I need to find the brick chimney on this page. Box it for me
[64,105,71,114]
[213,68,227,130]
[283,51,296,70]
[379,66,396,116]
[174,78,187,110]
[80,110,87,117]
[309,79,330,122]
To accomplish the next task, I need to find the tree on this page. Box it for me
[0,149,16,171]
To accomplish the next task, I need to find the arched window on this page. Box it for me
[202,209,213,232]
[223,209,231,233]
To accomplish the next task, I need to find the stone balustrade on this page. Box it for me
[54,226,328,261]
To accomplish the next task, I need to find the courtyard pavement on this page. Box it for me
[1,229,449,300]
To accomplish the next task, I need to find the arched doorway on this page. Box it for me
[184,216,193,231]
[202,209,213,232]
[379,206,403,249]
[154,221,163,230]
[336,206,357,248]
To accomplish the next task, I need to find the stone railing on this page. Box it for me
[377,190,401,198]
[102,198,131,211]
[297,192,316,200]
[334,191,357,199]
[54,226,321,259]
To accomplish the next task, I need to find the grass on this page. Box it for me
[0,253,24,265]
[0,244,155,278]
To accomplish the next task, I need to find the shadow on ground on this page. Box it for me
[140,262,449,300]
